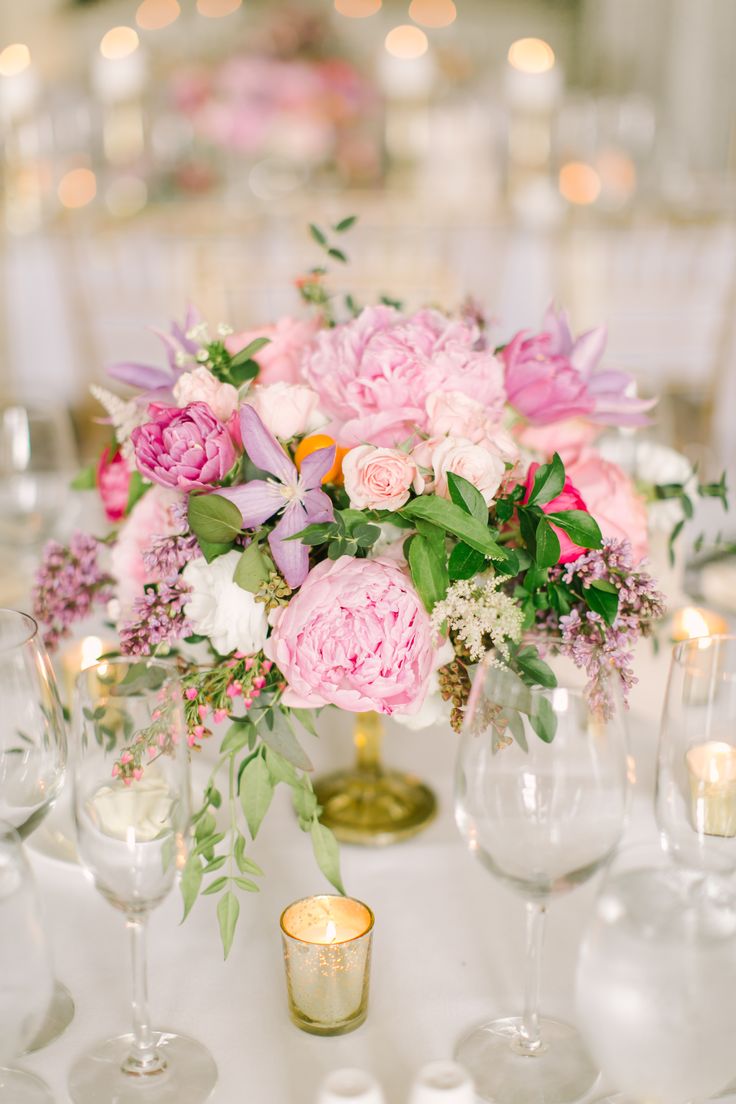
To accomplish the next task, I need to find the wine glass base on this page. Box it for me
[68,1031,217,1104]
[313,767,437,846]
[455,1015,598,1104]
[24,980,74,1053]
[0,1067,54,1102]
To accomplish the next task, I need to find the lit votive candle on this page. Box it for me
[59,636,113,708]
[280,894,374,1035]
[671,606,729,644]
[686,741,736,838]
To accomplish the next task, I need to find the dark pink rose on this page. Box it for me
[523,462,590,564]
[131,402,237,492]
[96,447,131,523]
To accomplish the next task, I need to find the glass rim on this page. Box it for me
[0,608,39,653]
[672,633,736,663]
[280,894,375,946]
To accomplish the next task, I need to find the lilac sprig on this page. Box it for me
[119,578,191,656]
[32,533,114,650]
[142,532,200,577]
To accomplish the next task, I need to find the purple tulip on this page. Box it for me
[131,402,237,491]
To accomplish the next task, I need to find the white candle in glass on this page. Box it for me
[409,1061,475,1103]
[686,741,736,838]
[317,1068,385,1104]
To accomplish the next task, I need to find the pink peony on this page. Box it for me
[131,402,237,491]
[173,367,239,423]
[264,556,435,715]
[430,437,506,507]
[502,305,655,427]
[425,390,501,443]
[110,486,183,618]
[245,382,323,441]
[226,317,319,387]
[304,306,506,447]
[342,445,422,511]
[523,463,590,564]
[565,447,649,562]
[97,447,131,523]
[515,418,600,464]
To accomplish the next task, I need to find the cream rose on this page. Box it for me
[430,436,505,506]
[342,445,423,511]
[182,551,268,656]
[245,382,323,441]
[172,367,239,423]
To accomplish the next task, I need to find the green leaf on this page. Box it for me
[310,819,345,895]
[584,581,620,626]
[493,547,520,577]
[234,832,263,876]
[400,496,504,559]
[287,522,335,546]
[291,708,319,738]
[203,855,226,874]
[266,746,299,786]
[228,359,260,385]
[221,720,251,754]
[334,215,357,232]
[515,648,557,688]
[309,223,327,246]
[71,464,96,490]
[448,542,486,581]
[217,891,240,959]
[668,518,685,566]
[240,754,274,839]
[327,247,348,263]
[233,877,260,892]
[503,708,528,752]
[189,493,243,545]
[233,542,270,593]
[229,336,270,368]
[545,510,602,550]
[447,472,488,524]
[261,712,313,771]
[353,523,381,549]
[530,696,557,743]
[293,779,319,826]
[526,453,565,507]
[535,518,561,569]
[523,565,549,592]
[518,507,538,559]
[198,538,234,563]
[408,533,448,612]
[495,498,514,523]
[126,471,148,515]
[180,853,203,921]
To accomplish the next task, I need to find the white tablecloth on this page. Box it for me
[20,699,668,1104]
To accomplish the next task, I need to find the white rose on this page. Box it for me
[246,382,324,441]
[431,436,506,506]
[173,367,239,423]
[182,551,268,656]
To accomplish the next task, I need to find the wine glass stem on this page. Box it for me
[123,913,165,1077]
[516,900,547,1056]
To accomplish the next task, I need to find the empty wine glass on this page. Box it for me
[656,635,736,876]
[69,657,217,1104]
[0,824,54,1103]
[0,608,73,1049]
[454,658,629,1104]
[576,845,736,1103]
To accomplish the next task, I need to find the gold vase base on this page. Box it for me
[314,768,437,846]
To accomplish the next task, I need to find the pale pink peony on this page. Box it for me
[425,390,500,443]
[342,445,422,511]
[304,306,506,447]
[173,367,239,424]
[565,447,649,562]
[523,463,590,564]
[96,447,131,523]
[430,437,506,507]
[131,402,237,491]
[245,382,323,441]
[264,556,435,715]
[515,418,601,464]
[110,486,183,618]
[226,317,319,387]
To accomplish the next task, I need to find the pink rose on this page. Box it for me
[429,437,506,507]
[523,463,590,564]
[304,306,506,447]
[245,382,323,441]
[342,445,422,511]
[425,390,499,443]
[131,402,237,491]
[96,447,131,523]
[226,317,319,387]
[173,367,239,423]
[565,447,649,562]
[264,556,435,715]
[110,486,183,617]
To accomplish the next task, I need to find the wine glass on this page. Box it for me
[69,657,217,1104]
[454,658,629,1104]
[0,608,73,1049]
[656,635,736,876]
[0,824,54,1103]
[575,845,736,1103]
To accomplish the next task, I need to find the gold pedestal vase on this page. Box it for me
[313,712,437,846]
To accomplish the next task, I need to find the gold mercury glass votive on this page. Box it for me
[280,895,374,1036]
[686,741,736,838]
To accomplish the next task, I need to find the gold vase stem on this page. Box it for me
[354,712,383,775]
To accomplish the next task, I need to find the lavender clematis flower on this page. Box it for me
[108,305,203,396]
[220,406,335,588]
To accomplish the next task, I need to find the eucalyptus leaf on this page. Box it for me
[261,713,313,771]
[180,853,203,921]
[334,215,357,232]
[217,891,240,959]
[189,493,243,545]
[221,720,251,755]
[310,819,345,895]
[530,696,557,743]
[202,876,228,896]
[233,542,270,593]
[240,754,274,839]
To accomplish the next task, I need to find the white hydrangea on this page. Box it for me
[431,577,523,663]
[182,551,268,656]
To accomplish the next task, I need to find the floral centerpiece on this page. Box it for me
[33,219,723,954]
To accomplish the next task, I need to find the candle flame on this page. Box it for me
[678,606,717,650]
[81,636,104,670]
[325,919,338,943]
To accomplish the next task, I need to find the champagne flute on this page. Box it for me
[576,845,736,1103]
[0,608,73,1049]
[69,657,217,1104]
[0,824,54,1103]
[454,658,629,1104]
[656,634,736,876]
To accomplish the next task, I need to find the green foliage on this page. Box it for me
[71,464,96,490]
[525,453,565,507]
[188,493,243,546]
[310,819,345,895]
[447,471,488,524]
[408,533,448,612]
[545,510,602,549]
[583,579,620,625]
[233,542,270,593]
[125,471,148,515]
[400,495,503,558]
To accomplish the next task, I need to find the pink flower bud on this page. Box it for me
[243,697,253,710]
[198,704,208,720]
[253,676,266,690]
[213,708,228,724]
[261,660,273,673]
[121,752,133,764]
[185,687,198,701]
[226,681,242,699]
[245,657,255,671]
[133,768,143,781]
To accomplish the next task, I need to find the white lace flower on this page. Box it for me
[90,385,145,460]
[431,577,523,663]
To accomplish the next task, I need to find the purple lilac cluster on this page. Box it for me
[119,578,191,656]
[142,531,199,577]
[549,538,666,715]
[32,533,114,649]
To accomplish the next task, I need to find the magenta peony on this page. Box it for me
[131,402,237,491]
[304,306,505,447]
[96,447,131,522]
[264,556,435,714]
[523,463,591,564]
